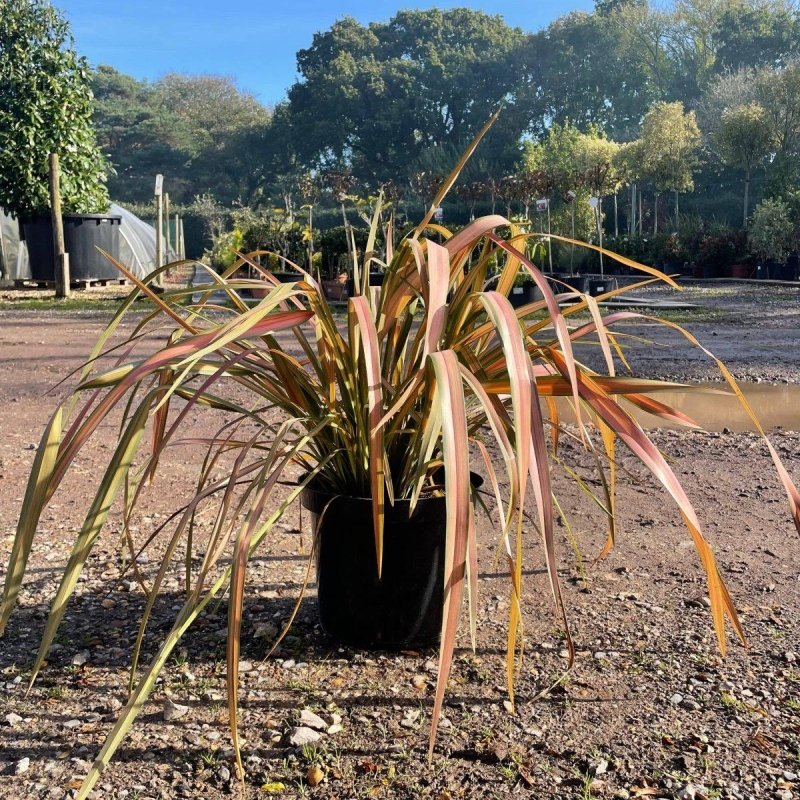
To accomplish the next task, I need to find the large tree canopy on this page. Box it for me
[287,9,526,182]
[92,68,272,205]
[83,0,800,228]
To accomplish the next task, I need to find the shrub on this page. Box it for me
[0,0,109,218]
[2,119,799,800]
[749,198,794,262]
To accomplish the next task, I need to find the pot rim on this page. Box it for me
[299,470,484,504]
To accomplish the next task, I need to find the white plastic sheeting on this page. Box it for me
[0,204,175,284]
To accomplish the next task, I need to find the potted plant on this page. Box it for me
[2,121,799,799]
[749,198,794,280]
[508,267,539,307]
[0,1,117,281]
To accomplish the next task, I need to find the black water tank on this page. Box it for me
[22,214,121,281]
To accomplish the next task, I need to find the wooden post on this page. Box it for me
[174,213,180,259]
[179,216,185,260]
[154,174,163,283]
[164,192,171,257]
[49,153,70,298]
[0,217,7,280]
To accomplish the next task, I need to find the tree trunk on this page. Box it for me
[674,190,679,232]
[638,191,643,235]
[570,204,576,276]
[596,203,604,276]
[614,191,619,237]
[341,201,352,265]
[743,167,751,228]
[654,192,659,235]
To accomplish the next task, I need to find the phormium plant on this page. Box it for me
[2,117,798,798]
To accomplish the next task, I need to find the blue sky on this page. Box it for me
[60,1,593,106]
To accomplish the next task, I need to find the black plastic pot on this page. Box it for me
[508,282,540,308]
[549,274,588,294]
[346,272,385,297]
[702,262,725,279]
[300,475,481,649]
[588,278,610,297]
[22,213,121,281]
[271,271,299,283]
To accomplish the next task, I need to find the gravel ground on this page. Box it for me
[0,283,799,800]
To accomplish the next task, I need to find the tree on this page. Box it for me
[0,0,109,219]
[287,10,525,183]
[754,60,800,194]
[636,101,702,232]
[701,61,800,196]
[715,103,774,225]
[518,11,656,140]
[92,68,272,205]
[713,0,800,74]
[748,197,794,262]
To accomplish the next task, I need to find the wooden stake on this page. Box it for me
[164,192,171,258]
[49,153,70,298]
[0,216,8,279]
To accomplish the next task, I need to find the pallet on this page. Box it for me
[71,278,130,289]
[13,277,130,289]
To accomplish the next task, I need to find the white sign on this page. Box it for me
[536,198,548,211]
[589,196,600,209]
[564,190,576,203]
[434,206,444,221]
[154,174,163,196]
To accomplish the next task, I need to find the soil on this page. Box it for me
[1,282,799,800]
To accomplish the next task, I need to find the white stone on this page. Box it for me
[298,709,327,731]
[288,726,322,746]
[163,698,189,722]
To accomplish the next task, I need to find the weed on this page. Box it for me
[199,749,220,768]
[720,691,750,713]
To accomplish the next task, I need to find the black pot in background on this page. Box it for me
[555,274,589,294]
[703,262,725,279]
[22,213,122,281]
[786,254,799,281]
[300,474,481,650]
[346,272,385,297]
[508,281,540,308]
[588,277,612,297]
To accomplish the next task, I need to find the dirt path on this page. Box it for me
[1,286,799,800]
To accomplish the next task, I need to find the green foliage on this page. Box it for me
[0,0,109,218]
[635,102,702,194]
[749,197,795,261]
[715,104,774,178]
[287,9,525,183]
[73,1,800,226]
[714,102,775,224]
[92,67,271,205]
[702,61,800,198]
[207,227,243,271]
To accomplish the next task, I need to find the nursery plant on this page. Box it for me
[2,116,799,799]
